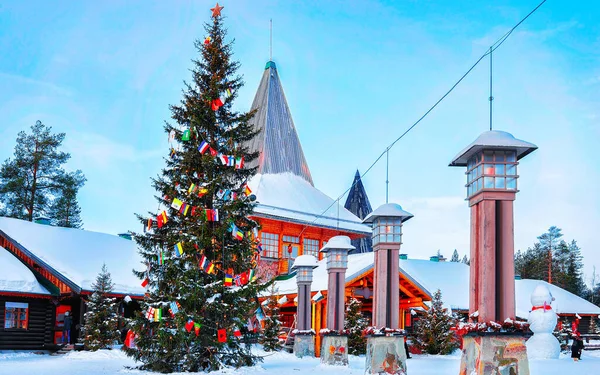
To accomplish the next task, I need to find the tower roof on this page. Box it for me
[245,61,313,185]
[344,170,373,220]
[344,170,373,253]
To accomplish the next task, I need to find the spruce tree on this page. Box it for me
[0,120,72,221]
[344,298,368,355]
[450,249,459,262]
[125,5,268,372]
[261,292,281,352]
[413,289,458,355]
[83,264,120,351]
[48,170,86,228]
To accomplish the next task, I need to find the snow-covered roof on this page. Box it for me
[400,260,600,318]
[272,254,600,318]
[248,173,370,235]
[271,253,430,299]
[0,246,51,295]
[0,217,145,296]
[449,130,538,167]
[362,203,414,224]
[515,279,600,318]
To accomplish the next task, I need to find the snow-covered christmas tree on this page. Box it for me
[413,289,458,355]
[344,298,368,355]
[82,264,120,351]
[261,290,281,352]
[124,3,269,372]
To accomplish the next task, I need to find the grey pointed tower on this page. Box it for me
[245,61,313,185]
[344,170,373,254]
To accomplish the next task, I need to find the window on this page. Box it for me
[260,232,279,259]
[4,302,29,329]
[466,150,518,198]
[303,238,320,257]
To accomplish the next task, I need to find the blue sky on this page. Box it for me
[1,1,599,283]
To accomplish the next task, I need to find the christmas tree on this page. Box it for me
[261,289,281,352]
[344,298,368,355]
[125,3,269,372]
[413,289,458,355]
[82,264,120,351]
[553,316,572,351]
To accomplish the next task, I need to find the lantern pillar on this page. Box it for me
[291,255,318,358]
[319,236,353,366]
[450,130,537,375]
[362,203,413,375]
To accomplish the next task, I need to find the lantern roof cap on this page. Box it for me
[320,235,355,253]
[291,254,319,270]
[449,130,537,167]
[362,203,414,224]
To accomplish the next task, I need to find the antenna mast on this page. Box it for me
[269,19,273,61]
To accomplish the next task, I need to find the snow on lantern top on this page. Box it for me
[291,255,319,270]
[320,236,354,270]
[362,203,413,246]
[449,130,537,167]
[292,255,318,283]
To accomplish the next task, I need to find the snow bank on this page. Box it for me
[0,246,50,295]
[0,217,145,296]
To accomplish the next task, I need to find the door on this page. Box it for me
[54,305,72,344]
[285,244,299,273]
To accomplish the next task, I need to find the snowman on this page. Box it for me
[525,284,560,359]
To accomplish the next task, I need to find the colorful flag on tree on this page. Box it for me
[188,183,197,194]
[145,307,155,320]
[235,156,244,169]
[171,198,183,210]
[199,141,210,154]
[194,322,201,336]
[182,129,191,141]
[141,278,149,288]
[180,203,190,216]
[174,242,184,257]
[157,211,168,228]
[170,301,179,315]
[224,273,233,287]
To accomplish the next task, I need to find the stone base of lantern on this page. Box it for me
[320,334,348,366]
[460,333,529,375]
[365,335,407,375]
[293,333,315,358]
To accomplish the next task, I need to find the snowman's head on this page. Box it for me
[531,284,554,306]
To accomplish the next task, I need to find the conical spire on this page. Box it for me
[344,170,373,254]
[245,61,314,185]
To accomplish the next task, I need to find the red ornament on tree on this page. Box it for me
[217,328,227,343]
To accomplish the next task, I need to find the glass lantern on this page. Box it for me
[466,150,518,198]
[372,217,402,246]
[296,267,314,283]
[326,248,349,270]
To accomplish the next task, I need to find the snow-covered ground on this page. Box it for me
[1,347,599,375]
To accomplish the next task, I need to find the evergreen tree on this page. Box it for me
[261,292,281,352]
[344,298,368,355]
[413,290,458,355]
[0,120,71,221]
[48,170,86,228]
[124,6,268,372]
[553,316,572,351]
[450,249,459,262]
[82,264,120,351]
[461,255,469,265]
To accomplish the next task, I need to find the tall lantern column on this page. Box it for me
[450,130,537,375]
[319,236,353,366]
[362,203,413,375]
[291,255,318,358]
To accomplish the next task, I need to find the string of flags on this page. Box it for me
[198,139,244,169]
